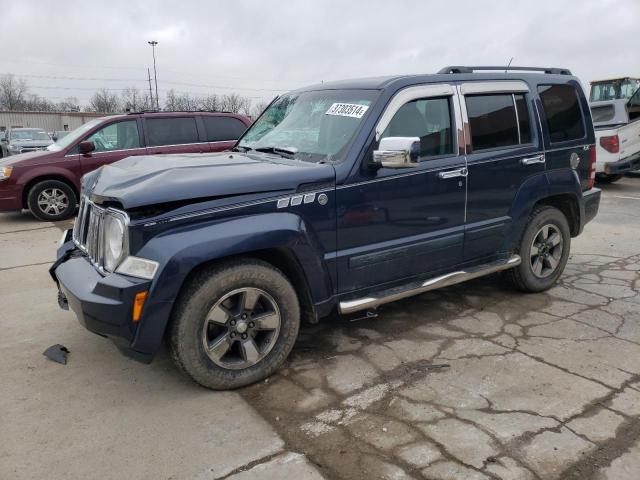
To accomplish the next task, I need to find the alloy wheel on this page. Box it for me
[202,287,281,370]
[37,188,69,216]
[529,224,563,278]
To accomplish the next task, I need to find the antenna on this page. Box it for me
[505,57,514,73]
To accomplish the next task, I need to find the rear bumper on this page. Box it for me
[52,240,154,363]
[604,152,640,175]
[0,182,22,211]
[579,187,601,233]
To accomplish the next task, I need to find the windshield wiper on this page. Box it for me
[253,146,299,159]
[232,145,252,152]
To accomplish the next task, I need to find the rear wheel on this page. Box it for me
[596,173,622,184]
[27,180,77,221]
[168,259,300,390]
[506,206,571,292]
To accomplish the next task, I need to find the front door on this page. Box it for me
[80,119,146,174]
[460,81,544,261]
[336,85,467,293]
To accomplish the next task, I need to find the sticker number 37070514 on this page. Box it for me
[325,103,369,118]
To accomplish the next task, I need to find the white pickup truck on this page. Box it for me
[590,99,640,183]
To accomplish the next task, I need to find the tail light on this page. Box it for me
[587,144,596,189]
[599,135,619,154]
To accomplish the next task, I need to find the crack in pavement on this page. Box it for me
[240,253,640,480]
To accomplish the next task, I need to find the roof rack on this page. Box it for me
[438,66,572,75]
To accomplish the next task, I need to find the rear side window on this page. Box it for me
[381,97,454,158]
[466,94,532,151]
[146,117,199,146]
[538,85,585,143]
[203,116,247,142]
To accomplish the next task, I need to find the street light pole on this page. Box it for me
[148,40,159,110]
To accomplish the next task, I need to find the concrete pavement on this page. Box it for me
[1,177,639,479]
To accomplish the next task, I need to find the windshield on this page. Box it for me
[47,117,106,152]
[11,130,50,141]
[239,89,378,163]
[590,79,640,102]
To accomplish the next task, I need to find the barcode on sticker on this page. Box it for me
[325,103,369,118]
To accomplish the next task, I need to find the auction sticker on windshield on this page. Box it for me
[325,103,369,118]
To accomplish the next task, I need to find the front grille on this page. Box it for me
[20,146,47,153]
[73,196,105,267]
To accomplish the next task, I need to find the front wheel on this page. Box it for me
[168,259,300,390]
[27,180,77,221]
[506,206,571,292]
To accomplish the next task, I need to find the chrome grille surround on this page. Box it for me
[73,196,129,273]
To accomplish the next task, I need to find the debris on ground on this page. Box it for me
[43,344,69,365]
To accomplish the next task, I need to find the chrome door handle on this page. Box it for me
[521,154,545,165]
[438,167,468,179]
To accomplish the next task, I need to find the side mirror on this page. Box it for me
[78,141,96,155]
[52,135,58,142]
[373,137,420,168]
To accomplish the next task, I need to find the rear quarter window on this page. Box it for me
[203,116,248,142]
[146,117,199,146]
[538,85,585,143]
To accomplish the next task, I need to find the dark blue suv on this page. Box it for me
[52,66,601,389]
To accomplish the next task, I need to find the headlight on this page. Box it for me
[8,144,21,152]
[0,166,12,181]
[103,212,127,272]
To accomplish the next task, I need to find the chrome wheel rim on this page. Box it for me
[202,287,281,370]
[529,224,563,278]
[37,188,69,216]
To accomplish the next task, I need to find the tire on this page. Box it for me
[596,173,622,184]
[168,259,300,390]
[505,206,571,293]
[27,180,77,221]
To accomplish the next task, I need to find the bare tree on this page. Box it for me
[0,74,29,110]
[89,88,121,113]
[24,94,56,112]
[220,93,251,114]
[57,97,81,112]
[199,94,221,112]
[121,87,153,112]
[251,100,270,119]
[163,89,199,111]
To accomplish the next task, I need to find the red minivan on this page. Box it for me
[0,111,251,221]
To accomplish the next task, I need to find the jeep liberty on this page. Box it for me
[52,66,601,389]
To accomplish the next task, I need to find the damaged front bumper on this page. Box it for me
[51,230,154,363]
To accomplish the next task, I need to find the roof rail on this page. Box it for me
[438,66,572,75]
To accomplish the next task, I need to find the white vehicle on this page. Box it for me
[590,98,640,183]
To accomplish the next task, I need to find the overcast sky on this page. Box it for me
[2,0,638,106]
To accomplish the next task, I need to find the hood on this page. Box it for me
[9,139,53,147]
[89,152,336,209]
[0,149,54,167]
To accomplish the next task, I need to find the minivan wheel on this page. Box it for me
[168,259,300,390]
[506,206,571,293]
[27,180,77,221]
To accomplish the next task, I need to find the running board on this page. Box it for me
[339,254,521,315]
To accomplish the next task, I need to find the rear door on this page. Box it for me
[79,118,146,174]
[461,81,544,261]
[143,116,207,155]
[201,115,249,152]
[537,83,594,190]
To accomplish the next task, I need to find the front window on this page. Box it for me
[238,89,379,163]
[590,78,640,102]
[86,120,141,152]
[11,130,50,141]
[47,118,106,152]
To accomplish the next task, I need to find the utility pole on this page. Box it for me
[147,68,154,109]
[148,40,159,110]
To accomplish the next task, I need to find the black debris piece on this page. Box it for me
[43,344,70,365]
